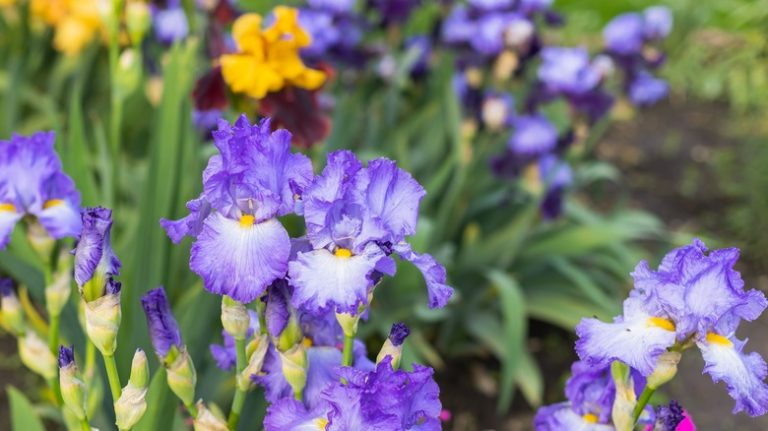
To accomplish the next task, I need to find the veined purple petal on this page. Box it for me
[73,207,121,287]
[160,196,212,243]
[575,297,677,376]
[534,402,615,431]
[141,287,183,359]
[264,397,329,431]
[698,334,768,417]
[393,242,453,309]
[355,158,425,243]
[288,243,384,314]
[190,213,290,303]
[37,198,81,240]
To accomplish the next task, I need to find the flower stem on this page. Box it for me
[102,353,122,402]
[342,334,354,367]
[47,313,63,405]
[80,419,91,431]
[632,386,656,424]
[227,337,248,430]
[185,402,198,419]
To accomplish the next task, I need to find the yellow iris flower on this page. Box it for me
[221,7,326,99]
[31,0,104,56]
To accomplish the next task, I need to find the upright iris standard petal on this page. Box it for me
[0,131,81,246]
[73,207,121,287]
[356,158,426,242]
[576,297,677,376]
[191,214,291,303]
[603,12,644,56]
[393,243,453,309]
[288,243,384,314]
[140,288,183,359]
[698,334,768,417]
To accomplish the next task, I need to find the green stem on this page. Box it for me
[108,0,124,206]
[227,338,248,430]
[80,419,91,431]
[632,386,656,424]
[48,313,60,354]
[342,334,354,367]
[102,354,122,402]
[84,341,96,377]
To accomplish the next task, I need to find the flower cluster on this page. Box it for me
[159,115,449,429]
[577,239,768,417]
[220,7,327,100]
[298,0,367,66]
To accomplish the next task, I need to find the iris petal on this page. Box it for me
[393,242,453,309]
[37,200,81,240]
[190,212,290,303]
[699,335,768,417]
[0,209,22,249]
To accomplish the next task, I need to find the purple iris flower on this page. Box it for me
[468,0,514,12]
[404,35,432,78]
[288,150,453,315]
[152,1,189,44]
[264,356,441,430]
[507,115,557,156]
[604,6,673,56]
[539,154,572,220]
[161,116,314,303]
[576,239,768,416]
[628,71,669,106]
[299,9,342,59]
[643,6,673,41]
[535,361,635,430]
[442,6,475,46]
[141,287,183,359]
[0,131,81,248]
[472,12,522,56]
[73,207,121,287]
[308,0,356,14]
[538,47,601,96]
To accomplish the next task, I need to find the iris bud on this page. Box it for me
[279,344,308,399]
[221,296,249,340]
[376,322,410,370]
[46,254,72,318]
[83,278,122,355]
[126,1,151,45]
[238,333,269,392]
[647,351,681,390]
[115,349,150,429]
[59,346,87,421]
[19,332,57,379]
[25,220,55,263]
[276,313,302,352]
[193,401,228,431]
[166,348,197,407]
[0,281,25,336]
[610,361,637,431]
[335,312,361,338]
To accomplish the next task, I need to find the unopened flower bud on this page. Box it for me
[166,348,197,407]
[193,401,228,431]
[376,322,410,369]
[221,296,249,340]
[647,351,681,390]
[126,1,151,45]
[238,333,269,391]
[1,280,25,335]
[115,49,142,98]
[276,313,302,352]
[335,312,361,338]
[59,346,87,420]
[74,207,121,302]
[610,361,637,431]
[26,220,55,262]
[19,332,57,379]
[46,257,72,317]
[115,349,150,429]
[83,278,122,355]
[279,344,307,399]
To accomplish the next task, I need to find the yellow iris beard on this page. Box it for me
[334,248,353,258]
[0,203,16,212]
[647,316,676,332]
[706,332,733,348]
[240,214,256,228]
[583,413,599,423]
[43,199,64,209]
